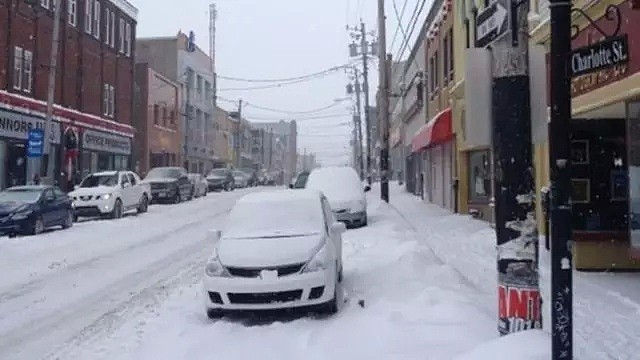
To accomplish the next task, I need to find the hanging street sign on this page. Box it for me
[27,128,44,158]
[570,35,629,77]
[476,0,510,48]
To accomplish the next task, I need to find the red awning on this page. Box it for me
[411,107,453,153]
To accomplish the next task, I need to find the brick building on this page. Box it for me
[0,0,137,190]
[133,63,182,176]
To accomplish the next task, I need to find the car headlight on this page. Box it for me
[99,194,112,200]
[205,255,230,277]
[302,242,331,273]
[10,210,33,220]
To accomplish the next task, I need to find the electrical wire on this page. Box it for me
[246,113,351,122]
[390,0,410,51]
[218,73,338,92]
[245,101,347,115]
[217,64,348,83]
[395,0,429,63]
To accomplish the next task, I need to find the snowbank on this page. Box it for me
[453,330,550,360]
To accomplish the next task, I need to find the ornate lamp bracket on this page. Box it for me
[570,4,622,40]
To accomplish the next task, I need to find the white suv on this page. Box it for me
[69,170,151,220]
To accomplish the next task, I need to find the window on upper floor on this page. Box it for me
[125,22,132,56]
[84,0,93,33]
[119,18,125,53]
[68,0,77,26]
[448,28,454,82]
[41,0,50,9]
[103,83,115,117]
[153,104,160,125]
[104,8,111,45]
[170,109,176,126]
[110,11,115,47]
[93,0,100,39]
[13,47,33,93]
[443,36,449,85]
[162,106,168,127]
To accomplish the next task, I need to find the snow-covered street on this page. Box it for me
[0,185,511,360]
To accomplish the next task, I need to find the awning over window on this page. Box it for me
[411,107,453,153]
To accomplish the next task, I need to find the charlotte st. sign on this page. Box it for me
[571,35,629,77]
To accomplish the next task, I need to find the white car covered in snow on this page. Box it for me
[69,170,151,220]
[203,189,346,318]
[305,166,371,228]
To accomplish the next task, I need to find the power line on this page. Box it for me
[389,0,410,51]
[247,113,351,121]
[245,101,347,115]
[217,64,348,83]
[395,0,429,62]
[218,72,339,92]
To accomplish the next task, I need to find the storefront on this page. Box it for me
[80,129,132,177]
[0,108,61,189]
[533,0,640,269]
[411,108,455,210]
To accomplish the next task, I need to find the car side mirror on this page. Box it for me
[330,222,347,235]
[207,229,222,243]
[364,185,371,192]
[289,184,294,189]
[74,185,79,190]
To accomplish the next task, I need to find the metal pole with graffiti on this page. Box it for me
[476,0,541,335]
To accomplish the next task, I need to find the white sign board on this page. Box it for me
[0,109,61,144]
[82,129,131,155]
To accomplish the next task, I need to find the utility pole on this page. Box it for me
[360,22,373,185]
[354,71,364,180]
[377,0,389,203]
[27,0,62,185]
[184,73,192,170]
[234,99,243,168]
[548,0,573,357]
[476,0,540,336]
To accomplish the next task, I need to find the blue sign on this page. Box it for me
[27,128,44,158]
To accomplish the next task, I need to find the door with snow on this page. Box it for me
[443,142,454,211]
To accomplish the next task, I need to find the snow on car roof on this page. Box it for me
[91,171,120,176]
[237,189,322,205]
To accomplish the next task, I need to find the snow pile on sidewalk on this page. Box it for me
[454,330,549,360]
[389,182,640,360]
[85,193,497,360]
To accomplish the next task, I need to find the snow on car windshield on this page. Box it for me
[224,197,323,239]
[146,168,181,179]
[306,167,362,201]
[208,169,227,176]
[80,174,118,188]
[0,189,42,203]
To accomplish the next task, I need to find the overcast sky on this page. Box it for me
[131,0,428,167]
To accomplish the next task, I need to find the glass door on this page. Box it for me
[627,101,640,259]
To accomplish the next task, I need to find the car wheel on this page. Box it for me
[206,308,223,320]
[173,192,181,204]
[361,215,368,227]
[30,216,45,235]
[110,199,123,219]
[137,195,149,214]
[62,210,74,229]
[321,272,342,315]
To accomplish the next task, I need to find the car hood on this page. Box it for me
[69,185,116,197]
[328,197,362,210]
[217,233,324,267]
[206,175,226,181]
[0,201,33,215]
[143,177,177,184]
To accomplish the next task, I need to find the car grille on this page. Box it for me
[150,183,166,190]
[333,209,347,214]
[224,263,304,278]
[227,290,303,304]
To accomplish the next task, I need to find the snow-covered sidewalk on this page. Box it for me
[389,183,640,360]
[76,190,507,360]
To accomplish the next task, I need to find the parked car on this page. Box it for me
[238,168,258,187]
[206,168,235,192]
[188,173,208,198]
[69,170,151,220]
[305,166,371,228]
[143,167,193,204]
[289,171,310,189]
[0,185,74,237]
[203,189,346,319]
[232,170,249,189]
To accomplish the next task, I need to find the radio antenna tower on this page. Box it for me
[209,3,217,103]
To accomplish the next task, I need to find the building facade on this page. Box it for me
[135,31,217,175]
[0,0,137,190]
[250,120,297,185]
[213,105,230,167]
[132,63,182,176]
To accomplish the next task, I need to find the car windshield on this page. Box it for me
[225,197,323,239]
[293,173,309,188]
[306,168,362,201]
[208,169,227,177]
[232,171,246,178]
[146,168,181,179]
[0,188,42,203]
[79,174,118,188]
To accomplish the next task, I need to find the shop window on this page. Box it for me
[468,150,491,202]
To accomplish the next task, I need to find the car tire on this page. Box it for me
[206,308,223,320]
[62,210,74,229]
[110,199,123,219]
[321,273,342,315]
[30,216,45,235]
[137,194,149,214]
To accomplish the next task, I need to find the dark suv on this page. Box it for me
[144,167,193,203]
[206,168,235,191]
